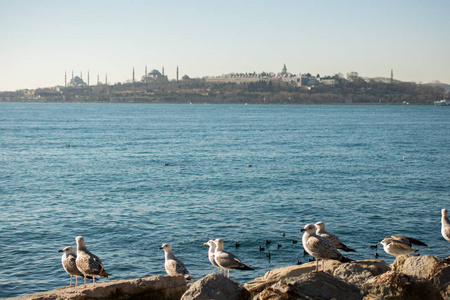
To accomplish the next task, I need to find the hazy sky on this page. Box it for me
[1,0,449,91]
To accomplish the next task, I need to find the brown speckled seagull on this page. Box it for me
[315,221,356,252]
[75,236,111,287]
[301,224,352,272]
[378,238,418,256]
[58,246,84,286]
[158,243,194,280]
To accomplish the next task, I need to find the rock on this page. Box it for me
[362,270,443,300]
[181,273,250,300]
[244,260,342,296]
[9,275,187,300]
[392,255,441,279]
[252,271,365,300]
[428,256,450,299]
[333,260,390,286]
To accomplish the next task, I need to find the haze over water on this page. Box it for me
[1,103,449,298]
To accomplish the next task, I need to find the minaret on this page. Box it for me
[65,71,67,87]
[87,71,90,86]
[97,74,99,85]
[176,66,179,82]
[145,65,147,76]
[133,67,135,83]
[105,74,108,85]
[72,70,74,80]
[282,64,287,76]
[162,66,165,76]
[390,69,393,84]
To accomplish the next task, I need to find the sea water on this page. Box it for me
[0,103,449,298]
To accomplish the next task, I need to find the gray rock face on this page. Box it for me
[9,275,187,300]
[362,271,443,300]
[181,273,250,300]
[253,271,365,300]
[333,260,390,287]
[392,255,441,279]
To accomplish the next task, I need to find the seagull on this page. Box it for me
[315,222,356,252]
[203,240,221,274]
[158,243,194,280]
[213,238,253,278]
[58,246,84,286]
[390,235,428,247]
[301,224,352,272]
[442,208,450,242]
[75,236,111,287]
[378,238,418,256]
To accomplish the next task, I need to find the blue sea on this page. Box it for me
[0,103,449,298]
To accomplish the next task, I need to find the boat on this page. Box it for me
[434,99,449,106]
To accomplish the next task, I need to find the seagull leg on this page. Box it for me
[313,259,319,273]
[84,275,87,288]
[93,276,96,287]
[70,275,73,286]
[322,259,325,272]
[75,276,78,286]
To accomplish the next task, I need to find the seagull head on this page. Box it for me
[158,243,172,252]
[58,246,76,254]
[442,208,448,217]
[314,221,325,232]
[75,236,85,248]
[203,240,216,249]
[378,238,390,247]
[300,224,316,234]
[214,238,224,250]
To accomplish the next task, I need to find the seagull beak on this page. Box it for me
[158,247,163,250]
[300,229,306,232]
[203,242,208,246]
[57,249,63,253]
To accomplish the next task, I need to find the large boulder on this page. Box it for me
[333,260,390,287]
[9,275,187,300]
[427,256,450,299]
[181,273,250,300]
[244,260,342,296]
[392,255,441,279]
[362,270,443,300]
[252,271,365,300]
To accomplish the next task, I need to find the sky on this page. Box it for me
[1,0,449,91]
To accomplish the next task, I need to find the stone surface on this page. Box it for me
[181,273,250,300]
[392,255,441,279]
[9,275,187,300]
[252,271,365,300]
[333,260,390,287]
[244,260,342,296]
[428,256,450,299]
[362,270,443,300]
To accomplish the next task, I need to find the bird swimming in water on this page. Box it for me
[378,238,418,256]
[213,238,253,278]
[442,208,450,242]
[58,246,85,286]
[203,240,221,274]
[301,224,352,272]
[75,236,111,287]
[159,243,194,280]
[315,222,356,252]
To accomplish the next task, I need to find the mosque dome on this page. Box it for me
[148,69,162,76]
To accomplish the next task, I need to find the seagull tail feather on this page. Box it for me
[238,264,254,271]
[339,256,353,263]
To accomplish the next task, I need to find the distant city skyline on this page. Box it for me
[1,0,449,91]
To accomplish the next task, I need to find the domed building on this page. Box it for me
[141,68,168,83]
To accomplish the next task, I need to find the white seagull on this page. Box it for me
[301,224,352,272]
[75,236,111,287]
[158,243,194,280]
[442,208,450,242]
[203,240,221,274]
[315,222,356,252]
[213,238,253,278]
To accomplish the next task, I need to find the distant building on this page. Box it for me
[141,69,168,83]
[68,76,87,87]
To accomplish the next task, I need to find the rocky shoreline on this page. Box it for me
[8,255,450,300]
